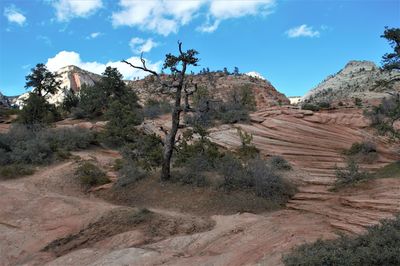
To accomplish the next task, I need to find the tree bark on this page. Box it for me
[160,63,187,181]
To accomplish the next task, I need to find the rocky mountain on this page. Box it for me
[302,60,400,105]
[16,65,102,107]
[16,65,289,109]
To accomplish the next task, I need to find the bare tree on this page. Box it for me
[122,41,199,181]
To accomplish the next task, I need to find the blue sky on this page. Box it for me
[0,0,399,97]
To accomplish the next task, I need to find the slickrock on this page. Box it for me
[1,107,400,265]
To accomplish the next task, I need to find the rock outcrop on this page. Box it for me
[129,72,289,108]
[302,60,400,105]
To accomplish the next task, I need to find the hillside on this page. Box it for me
[14,66,289,108]
[129,71,289,108]
[302,60,400,105]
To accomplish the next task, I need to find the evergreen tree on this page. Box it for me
[381,27,400,71]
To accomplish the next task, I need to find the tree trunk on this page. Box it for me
[160,64,187,181]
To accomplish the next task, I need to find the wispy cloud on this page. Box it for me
[52,0,103,22]
[129,38,159,54]
[286,24,320,38]
[86,32,102,39]
[3,5,26,26]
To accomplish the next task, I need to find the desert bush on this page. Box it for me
[217,153,250,189]
[0,164,34,180]
[236,128,259,160]
[143,98,172,118]
[217,156,295,202]
[173,154,210,187]
[268,155,292,170]
[345,141,376,155]
[283,215,400,266]
[0,125,96,166]
[115,160,147,187]
[367,94,400,139]
[301,103,320,111]
[214,102,250,124]
[334,159,370,188]
[75,162,110,187]
[354,97,363,106]
[344,141,378,163]
[120,133,163,171]
[317,101,331,109]
[175,125,221,166]
[247,158,295,201]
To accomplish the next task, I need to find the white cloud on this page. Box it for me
[87,32,102,39]
[129,38,158,54]
[112,0,276,35]
[52,0,103,22]
[46,51,161,80]
[4,5,26,26]
[197,20,220,33]
[286,24,320,38]
[208,0,275,20]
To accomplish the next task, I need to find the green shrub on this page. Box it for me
[113,158,124,171]
[236,128,259,160]
[283,215,400,266]
[173,154,210,187]
[247,158,295,201]
[373,161,400,179]
[120,133,163,171]
[174,127,221,168]
[115,160,147,188]
[102,100,143,146]
[354,97,363,106]
[75,162,109,187]
[143,98,172,118]
[343,141,378,163]
[0,125,96,166]
[268,155,292,170]
[217,153,250,189]
[344,141,376,155]
[301,103,320,111]
[334,159,370,189]
[317,101,331,109]
[0,164,34,180]
[19,93,61,125]
[367,95,400,139]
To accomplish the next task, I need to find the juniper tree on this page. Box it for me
[381,27,400,71]
[123,41,199,181]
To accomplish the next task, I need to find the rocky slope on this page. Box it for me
[15,66,289,108]
[302,60,400,105]
[130,71,289,108]
[1,127,399,265]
